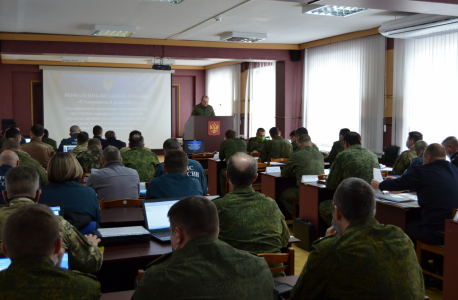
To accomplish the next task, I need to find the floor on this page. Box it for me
[289,227,443,300]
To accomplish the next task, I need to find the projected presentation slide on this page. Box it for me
[42,66,172,149]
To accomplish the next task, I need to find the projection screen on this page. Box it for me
[42,66,172,150]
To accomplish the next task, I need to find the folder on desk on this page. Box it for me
[376,194,417,203]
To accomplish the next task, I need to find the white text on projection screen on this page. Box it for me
[42,66,172,150]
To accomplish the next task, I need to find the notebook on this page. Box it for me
[142,198,182,242]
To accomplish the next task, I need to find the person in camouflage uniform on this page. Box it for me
[295,127,320,152]
[280,135,325,215]
[391,131,423,175]
[324,128,350,165]
[2,138,49,187]
[76,138,103,173]
[289,130,300,152]
[0,128,26,155]
[0,204,101,300]
[291,178,424,300]
[70,132,89,158]
[21,125,56,169]
[120,130,151,154]
[214,153,290,276]
[260,127,293,163]
[320,132,379,226]
[219,130,247,196]
[190,95,215,116]
[121,134,159,182]
[132,196,277,300]
[42,129,57,151]
[0,166,103,274]
[247,128,266,153]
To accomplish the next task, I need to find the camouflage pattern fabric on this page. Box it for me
[121,147,159,182]
[120,146,151,154]
[76,146,103,173]
[279,187,299,216]
[70,142,88,158]
[391,147,417,175]
[42,137,57,151]
[294,143,320,153]
[131,236,278,300]
[291,141,300,152]
[214,185,290,254]
[0,198,103,273]
[14,150,49,187]
[219,138,247,162]
[0,256,101,300]
[219,168,228,196]
[247,137,265,153]
[21,137,56,169]
[260,136,293,163]
[291,218,424,300]
[319,199,334,227]
[281,146,325,186]
[190,103,215,116]
[324,140,345,165]
[325,144,379,191]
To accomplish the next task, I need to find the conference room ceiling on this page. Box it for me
[0,0,414,44]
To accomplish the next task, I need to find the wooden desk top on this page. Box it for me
[260,172,283,177]
[274,275,299,286]
[301,181,327,188]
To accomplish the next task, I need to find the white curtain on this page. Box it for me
[245,62,276,138]
[303,34,386,154]
[393,33,458,151]
[206,64,241,121]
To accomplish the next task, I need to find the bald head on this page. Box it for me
[0,150,19,167]
[2,138,20,151]
[424,143,446,165]
[227,152,257,186]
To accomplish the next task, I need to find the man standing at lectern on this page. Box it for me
[191,96,215,116]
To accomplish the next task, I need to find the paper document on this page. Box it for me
[454,211,458,222]
[98,226,150,237]
[324,169,330,175]
[212,154,219,160]
[301,175,319,183]
[270,162,285,166]
[266,167,281,173]
[373,168,383,182]
[205,195,220,201]
[140,182,146,190]
[376,193,417,203]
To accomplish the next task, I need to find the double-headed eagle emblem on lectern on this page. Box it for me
[208,121,221,136]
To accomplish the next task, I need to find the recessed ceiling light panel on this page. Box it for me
[306,5,368,17]
[92,25,137,37]
[220,32,267,43]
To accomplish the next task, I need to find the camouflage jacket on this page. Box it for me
[282,146,325,186]
[190,103,215,116]
[76,146,103,173]
[70,143,88,158]
[294,143,320,153]
[0,256,101,300]
[42,137,57,151]
[219,138,247,162]
[131,236,277,300]
[291,141,300,152]
[120,146,151,154]
[0,198,103,273]
[326,144,379,190]
[324,140,345,165]
[260,136,293,163]
[213,185,290,254]
[247,137,266,153]
[291,218,424,300]
[14,150,49,187]
[21,137,56,169]
[391,147,417,175]
[121,147,159,182]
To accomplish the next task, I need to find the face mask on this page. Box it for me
[405,141,410,149]
[331,220,340,234]
[257,137,265,142]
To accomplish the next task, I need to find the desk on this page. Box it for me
[373,193,420,232]
[260,172,297,201]
[443,219,458,300]
[207,159,226,195]
[100,207,144,228]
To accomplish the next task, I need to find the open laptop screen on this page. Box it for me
[63,145,77,153]
[44,202,64,216]
[0,253,69,271]
[144,200,180,231]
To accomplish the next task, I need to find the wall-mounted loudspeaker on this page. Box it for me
[290,50,301,62]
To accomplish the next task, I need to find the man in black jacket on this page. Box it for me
[372,143,458,245]
[101,131,126,150]
[442,136,458,169]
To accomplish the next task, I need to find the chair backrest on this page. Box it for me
[382,145,400,164]
[138,269,145,282]
[192,153,215,160]
[318,175,328,180]
[258,247,294,276]
[271,158,289,163]
[99,198,143,210]
[250,152,261,157]
[257,162,270,170]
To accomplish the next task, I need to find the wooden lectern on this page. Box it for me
[184,116,234,152]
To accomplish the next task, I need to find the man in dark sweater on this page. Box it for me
[372,143,458,245]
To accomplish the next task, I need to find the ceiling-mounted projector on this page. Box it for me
[220,32,267,43]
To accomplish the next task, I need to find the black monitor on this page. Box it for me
[183,140,205,154]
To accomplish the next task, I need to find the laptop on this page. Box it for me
[24,138,31,143]
[0,253,69,271]
[44,202,64,216]
[183,140,205,154]
[142,198,183,242]
[63,145,77,153]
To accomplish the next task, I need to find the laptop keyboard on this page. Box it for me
[152,232,171,239]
